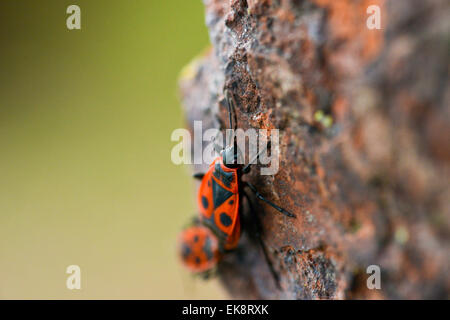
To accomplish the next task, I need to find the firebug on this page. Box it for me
[178,89,296,285]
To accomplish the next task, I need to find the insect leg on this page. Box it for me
[242,190,281,289]
[200,268,217,280]
[244,182,296,218]
[224,89,237,131]
[192,173,205,180]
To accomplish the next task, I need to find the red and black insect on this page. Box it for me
[178,89,296,284]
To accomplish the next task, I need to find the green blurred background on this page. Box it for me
[0,0,225,299]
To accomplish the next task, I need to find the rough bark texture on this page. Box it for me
[179,0,449,299]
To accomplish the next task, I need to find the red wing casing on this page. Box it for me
[198,158,240,250]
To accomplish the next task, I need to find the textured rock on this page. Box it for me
[179,0,449,299]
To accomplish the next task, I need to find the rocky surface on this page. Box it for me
[179,0,449,299]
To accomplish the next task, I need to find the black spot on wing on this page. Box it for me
[181,244,191,259]
[212,179,233,209]
[201,196,209,210]
[219,213,233,227]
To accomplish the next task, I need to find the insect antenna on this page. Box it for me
[224,89,237,131]
[242,140,271,173]
[224,89,237,148]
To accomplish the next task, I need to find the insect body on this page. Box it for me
[178,224,220,273]
[178,90,295,283]
[198,157,241,250]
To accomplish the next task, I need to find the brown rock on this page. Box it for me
[179,0,450,299]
